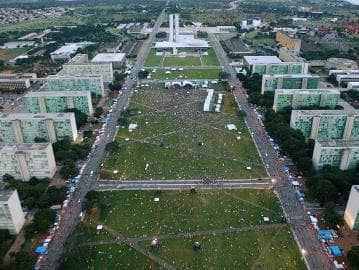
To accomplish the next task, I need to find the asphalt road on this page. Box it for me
[37,8,167,270]
[95,179,272,191]
[209,33,333,270]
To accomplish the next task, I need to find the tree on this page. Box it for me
[155,31,167,38]
[138,70,149,79]
[347,246,359,269]
[83,130,93,138]
[0,59,4,67]
[65,108,88,128]
[219,71,230,80]
[105,141,120,153]
[322,204,344,229]
[94,107,104,118]
[312,180,338,204]
[2,173,14,181]
[25,209,56,237]
[60,160,79,179]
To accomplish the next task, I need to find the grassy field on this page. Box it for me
[97,190,283,237]
[102,86,265,180]
[0,48,28,61]
[202,48,220,66]
[163,55,202,67]
[146,68,221,80]
[60,243,162,270]
[60,190,305,270]
[140,227,306,270]
[145,49,162,67]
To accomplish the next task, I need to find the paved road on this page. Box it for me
[209,33,333,270]
[37,8,167,270]
[95,179,272,190]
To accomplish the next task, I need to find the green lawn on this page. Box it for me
[60,190,305,270]
[0,48,29,61]
[145,49,162,67]
[163,55,202,67]
[202,48,220,66]
[140,227,306,270]
[146,68,221,80]
[60,244,162,270]
[98,190,283,237]
[102,87,265,180]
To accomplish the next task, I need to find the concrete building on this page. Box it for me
[290,110,359,140]
[61,54,113,82]
[91,53,126,69]
[155,14,210,55]
[273,89,340,112]
[0,190,25,234]
[276,31,301,53]
[344,185,359,230]
[215,26,237,32]
[278,47,306,63]
[243,56,308,75]
[241,18,261,29]
[329,70,359,85]
[0,143,56,181]
[312,140,359,170]
[0,73,37,90]
[46,75,104,96]
[261,74,320,94]
[50,42,94,61]
[0,113,78,143]
[25,91,93,115]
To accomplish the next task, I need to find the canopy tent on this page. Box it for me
[329,246,342,256]
[35,246,47,255]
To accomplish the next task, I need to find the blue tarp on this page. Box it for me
[319,230,333,240]
[329,246,342,256]
[35,246,47,255]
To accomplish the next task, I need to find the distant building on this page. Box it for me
[46,75,104,96]
[241,18,261,29]
[297,7,323,19]
[154,14,210,55]
[290,110,359,140]
[0,143,56,181]
[50,42,94,61]
[278,47,306,63]
[276,31,301,53]
[344,185,359,230]
[329,70,359,86]
[312,140,359,170]
[273,89,340,112]
[0,113,78,143]
[261,74,320,94]
[215,26,237,32]
[243,56,308,75]
[61,54,113,82]
[91,53,126,69]
[0,190,25,234]
[0,73,37,90]
[25,91,93,115]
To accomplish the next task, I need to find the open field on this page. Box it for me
[140,227,306,270]
[145,49,162,67]
[145,68,221,80]
[163,55,202,67]
[0,48,28,61]
[101,86,265,180]
[60,190,305,270]
[202,48,220,66]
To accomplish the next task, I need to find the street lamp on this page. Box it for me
[113,170,118,174]
[271,178,277,184]
[301,248,307,256]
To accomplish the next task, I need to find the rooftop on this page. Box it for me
[0,190,15,202]
[275,89,340,94]
[244,56,282,65]
[292,109,359,116]
[91,53,126,63]
[0,112,75,120]
[47,74,103,80]
[263,74,320,79]
[25,91,90,97]
[50,42,94,57]
[317,139,359,148]
[0,143,51,152]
